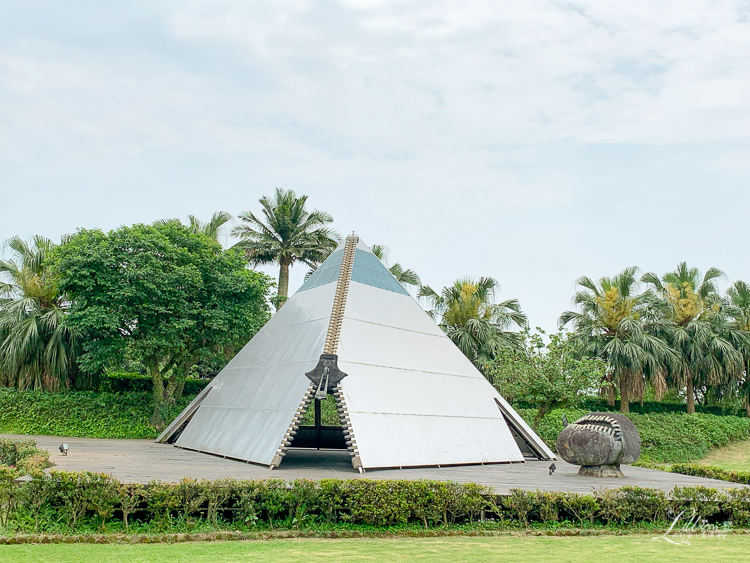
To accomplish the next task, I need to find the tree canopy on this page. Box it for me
[52,223,273,427]
[419,276,527,370]
[0,236,80,390]
[232,188,339,302]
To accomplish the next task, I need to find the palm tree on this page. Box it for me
[154,211,232,242]
[642,262,745,414]
[419,277,527,371]
[370,244,421,287]
[726,280,750,417]
[232,189,339,302]
[559,267,673,413]
[0,236,80,390]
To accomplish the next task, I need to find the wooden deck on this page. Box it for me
[6,433,745,494]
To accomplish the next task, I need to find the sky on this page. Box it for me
[2,1,750,333]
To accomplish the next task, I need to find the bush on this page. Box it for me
[669,463,750,485]
[516,408,750,463]
[0,474,747,535]
[0,438,51,474]
[0,388,194,439]
[99,372,209,395]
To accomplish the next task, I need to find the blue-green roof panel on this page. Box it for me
[351,249,409,295]
[296,249,344,292]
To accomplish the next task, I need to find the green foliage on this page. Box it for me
[0,388,193,439]
[594,487,668,524]
[298,395,341,426]
[669,463,750,485]
[488,331,607,424]
[0,438,51,474]
[558,266,674,413]
[52,222,273,427]
[419,277,527,369]
[232,188,339,299]
[0,235,80,391]
[1,474,748,536]
[517,407,750,463]
[98,371,209,395]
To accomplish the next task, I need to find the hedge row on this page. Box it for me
[516,408,750,463]
[1,470,749,534]
[0,389,193,439]
[98,372,209,396]
[512,398,745,417]
[669,464,750,485]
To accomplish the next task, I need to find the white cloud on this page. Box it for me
[2,1,750,331]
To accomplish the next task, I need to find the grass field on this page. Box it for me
[699,439,750,472]
[1,536,748,563]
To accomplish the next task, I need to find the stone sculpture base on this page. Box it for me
[578,464,624,478]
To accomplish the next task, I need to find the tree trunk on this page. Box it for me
[604,372,615,407]
[746,401,750,419]
[150,370,167,430]
[278,261,291,301]
[534,403,550,428]
[619,375,629,413]
[686,376,695,415]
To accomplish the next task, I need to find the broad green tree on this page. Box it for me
[643,263,746,414]
[232,189,339,303]
[488,331,608,426]
[419,277,527,371]
[559,267,673,413]
[0,236,80,390]
[53,223,273,428]
[370,244,421,288]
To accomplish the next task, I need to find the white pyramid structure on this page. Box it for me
[157,235,555,470]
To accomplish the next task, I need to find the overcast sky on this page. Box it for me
[2,1,750,332]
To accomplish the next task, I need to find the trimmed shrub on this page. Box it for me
[670,463,750,485]
[0,474,748,535]
[0,438,51,474]
[0,388,194,439]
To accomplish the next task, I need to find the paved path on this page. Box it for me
[5,433,744,494]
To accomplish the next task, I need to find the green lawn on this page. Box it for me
[1,536,748,563]
[700,439,750,471]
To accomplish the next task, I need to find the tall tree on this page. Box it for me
[726,280,750,417]
[232,189,339,303]
[643,263,745,414]
[370,244,421,287]
[154,211,232,242]
[0,236,80,390]
[53,223,273,428]
[488,331,607,426]
[419,277,527,371]
[559,267,672,413]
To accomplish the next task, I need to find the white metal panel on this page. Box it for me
[337,362,505,418]
[338,316,482,379]
[170,282,335,463]
[344,282,445,337]
[336,362,524,468]
[344,411,524,468]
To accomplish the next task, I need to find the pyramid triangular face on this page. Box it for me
[158,235,555,469]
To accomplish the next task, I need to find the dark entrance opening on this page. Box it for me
[494,398,549,460]
[290,398,347,450]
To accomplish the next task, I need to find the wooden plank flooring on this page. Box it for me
[5,433,745,494]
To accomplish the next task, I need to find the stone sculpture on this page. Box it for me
[555,412,641,477]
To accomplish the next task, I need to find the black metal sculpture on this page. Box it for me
[305,354,348,399]
[555,412,641,477]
